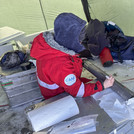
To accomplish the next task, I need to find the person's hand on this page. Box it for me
[103,75,114,89]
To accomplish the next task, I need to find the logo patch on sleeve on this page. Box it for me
[64,74,76,86]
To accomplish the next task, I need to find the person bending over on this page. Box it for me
[30,13,114,99]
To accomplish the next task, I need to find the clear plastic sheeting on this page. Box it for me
[47,114,98,134]
[92,88,134,124]
[126,97,134,109]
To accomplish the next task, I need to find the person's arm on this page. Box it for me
[52,62,114,97]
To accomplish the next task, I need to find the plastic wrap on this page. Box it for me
[47,114,98,134]
[92,88,134,124]
[27,95,79,132]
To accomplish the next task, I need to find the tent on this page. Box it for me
[0,0,85,34]
[0,0,134,36]
[82,0,134,36]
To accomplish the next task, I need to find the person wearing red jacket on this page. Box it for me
[30,13,114,99]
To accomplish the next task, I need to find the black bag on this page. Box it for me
[83,19,109,56]
[0,50,28,69]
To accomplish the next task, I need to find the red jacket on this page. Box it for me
[30,33,104,99]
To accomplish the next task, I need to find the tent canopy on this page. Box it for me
[0,0,134,36]
[83,0,134,36]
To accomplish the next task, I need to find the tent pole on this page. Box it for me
[81,0,91,22]
[39,0,48,30]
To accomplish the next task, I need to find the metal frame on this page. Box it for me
[83,60,134,100]
[81,0,91,22]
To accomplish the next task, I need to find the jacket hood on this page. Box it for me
[30,32,76,61]
[54,13,86,53]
